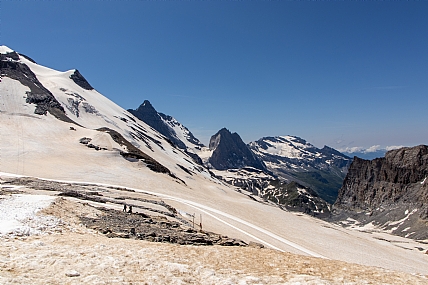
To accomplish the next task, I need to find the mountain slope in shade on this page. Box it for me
[249,136,352,203]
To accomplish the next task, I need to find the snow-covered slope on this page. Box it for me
[249,136,352,203]
[1,46,427,275]
[0,46,211,184]
[249,136,350,172]
[159,112,204,150]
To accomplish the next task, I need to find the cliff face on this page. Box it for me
[333,145,428,239]
[336,145,428,211]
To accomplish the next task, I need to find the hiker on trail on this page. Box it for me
[128,205,133,214]
[123,204,127,212]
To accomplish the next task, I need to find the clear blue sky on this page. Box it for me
[2,1,427,151]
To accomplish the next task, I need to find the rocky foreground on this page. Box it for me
[1,177,428,284]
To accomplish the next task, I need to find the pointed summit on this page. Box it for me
[141,100,153,108]
[208,128,266,171]
[135,100,158,116]
[128,100,186,149]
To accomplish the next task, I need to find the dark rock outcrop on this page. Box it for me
[81,206,248,247]
[333,145,428,239]
[96,127,179,180]
[335,145,428,210]
[69,69,94,90]
[1,51,77,124]
[209,128,266,171]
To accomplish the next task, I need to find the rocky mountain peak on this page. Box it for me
[141,100,154,109]
[133,100,161,119]
[209,127,230,150]
[208,128,266,171]
[128,100,186,149]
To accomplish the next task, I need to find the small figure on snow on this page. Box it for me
[127,205,133,214]
[123,204,127,212]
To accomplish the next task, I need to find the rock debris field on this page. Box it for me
[1,176,428,285]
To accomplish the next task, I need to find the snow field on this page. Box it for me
[0,194,59,237]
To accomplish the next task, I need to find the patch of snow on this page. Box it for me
[388,209,417,226]
[297,187,307,195]
[0,45,14,54]
[351,221,378,232]
[0,194,59,237]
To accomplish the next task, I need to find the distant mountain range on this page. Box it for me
[130,99,352,210]
[341,148,388,160]
[0,42,354,215]
[2,44,428,240]
[249,136,351,203]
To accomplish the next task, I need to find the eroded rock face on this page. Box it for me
[333,145,428,239]
[335,145,428,210]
